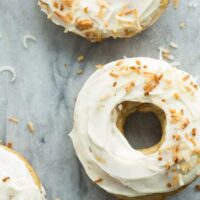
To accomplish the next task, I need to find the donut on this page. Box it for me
[70,57,200,200]
[38,0,169,42]
[0,145,46,199]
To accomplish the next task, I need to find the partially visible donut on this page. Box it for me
[38,0,169,42]
[70,57,200,200]
[0,145,46,199]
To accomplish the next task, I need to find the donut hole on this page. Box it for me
[124,112,162,150]
[116,101,166,154]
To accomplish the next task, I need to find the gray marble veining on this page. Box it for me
[0,1,199,200]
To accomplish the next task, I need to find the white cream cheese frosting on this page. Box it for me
[0,146,46,200]
[38,0,168,42]
[70,57,200,198]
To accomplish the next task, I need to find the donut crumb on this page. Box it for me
[125,81,135,93]
[165,163,171,170]
[173,93,180,100]
[135,60,141,66]
[116,60,124,66]
[110,71,119,78]
[173,0,179,9]
[183,74,190,81]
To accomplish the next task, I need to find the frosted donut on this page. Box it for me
[0,145,46,200]
[38,0,169,42]
[70,57,200,200]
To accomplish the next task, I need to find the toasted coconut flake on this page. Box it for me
[60,3,65,11]
[27,121,34,133]
[173,156,179,164]
[170,42,179,49]
[55,11,73,23]
[165,162,171,170]
[129,66,141,74]
[125,81,135,93]
[173,134,181,141]
[0,66,16,82]
[83,7,89,13]
[185,133,196,146]
[158,47,170,54]
[113,82,117,87]
[75,19,93,30]
[157,156,163,161]
[23,35,37,49]
[180,22,186,29]
[77,55,85,62]
[8,116,19,124]
[76,68,84,75]
[178,174,184,186]
[6,142,13,149]
[181,119,190,129]
[100,94,111,101]
[163,53,175,61]
[172,175,179,187]
[53,1,59,8]
[61,0,73,7]
[2,177,10,182]
[94,178,103,183]
[143,65,148,69]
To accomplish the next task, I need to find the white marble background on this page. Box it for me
[0,0,200,200]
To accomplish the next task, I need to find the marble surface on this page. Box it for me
[0,0,200,200]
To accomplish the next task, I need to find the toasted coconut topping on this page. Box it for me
[70,57,200,198]
[39,0,168,41]
[27,122,35,133]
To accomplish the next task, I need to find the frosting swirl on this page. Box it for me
[70,57,200,198]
